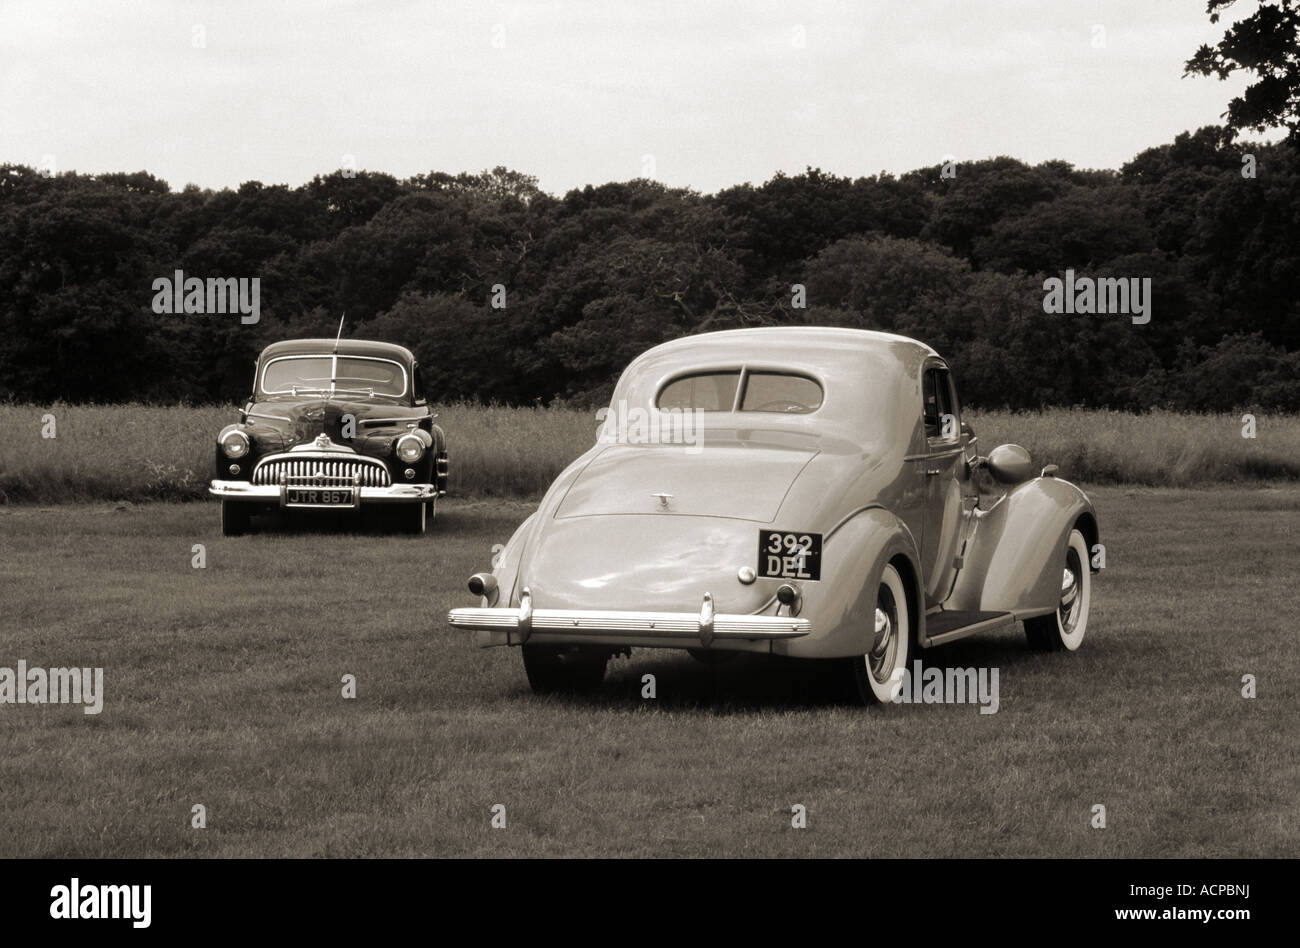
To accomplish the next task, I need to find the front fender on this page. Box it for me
[777,506,923,659]
[947,476,1097,616]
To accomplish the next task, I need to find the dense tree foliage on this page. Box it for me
[1186,1,1300,141]
[1,140,1297,411]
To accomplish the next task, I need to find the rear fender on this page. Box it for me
[488,512,536,608]
[778,507,923,659]
[947,476,1097,616]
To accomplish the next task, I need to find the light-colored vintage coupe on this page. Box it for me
[449,327,1098,703]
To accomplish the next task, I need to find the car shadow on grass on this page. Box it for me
[527,629,1049,713]
[234,507,428,537]
[227,500,510,539]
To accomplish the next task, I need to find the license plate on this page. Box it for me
[285,488,352,506]
[758,530,822,581]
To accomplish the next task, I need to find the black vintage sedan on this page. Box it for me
[209,339,448,536]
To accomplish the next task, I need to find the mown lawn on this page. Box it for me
[0,486,1295,857]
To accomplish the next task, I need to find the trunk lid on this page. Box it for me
[556,442,817,523]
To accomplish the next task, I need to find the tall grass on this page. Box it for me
[968,408,1300,484]
[0,403,1296,504]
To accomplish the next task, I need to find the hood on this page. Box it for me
[555,441,818,523]
[244,397,420,454]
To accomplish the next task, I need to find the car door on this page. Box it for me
[919,363,967,605]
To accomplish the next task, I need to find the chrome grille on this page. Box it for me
[252,454,390,488]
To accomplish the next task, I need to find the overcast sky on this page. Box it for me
[0,0,1263,194]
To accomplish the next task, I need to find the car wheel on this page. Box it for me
[522,645,609,695]
[1025,528,1090,652]
[401,502,427,536]
[844,562,910,705]
[220,500,251,537]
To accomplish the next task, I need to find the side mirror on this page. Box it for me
[984,444,1035,484]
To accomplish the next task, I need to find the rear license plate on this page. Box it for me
[286,488,353,506]
[758,530,822,580]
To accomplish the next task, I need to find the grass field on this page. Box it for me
[1,487,1296,857]
[1,403,1298,504]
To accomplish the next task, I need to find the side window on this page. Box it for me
[412,365,427,404]
[923,369,941,438]
[923,367,957,441]
[944,372,962,436]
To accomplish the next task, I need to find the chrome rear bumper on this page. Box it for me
[210,480,435,506]
[448,589,811,647]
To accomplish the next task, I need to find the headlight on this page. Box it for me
[220,429,250,459]
[396,433,426,463]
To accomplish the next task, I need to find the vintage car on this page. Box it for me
[209,338,448,536]
[448,327,1098,703]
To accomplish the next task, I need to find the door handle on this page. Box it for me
[925,468,941,476]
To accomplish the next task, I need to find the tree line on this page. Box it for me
[1,127,1297,411]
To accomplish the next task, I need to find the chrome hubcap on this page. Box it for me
[873,608,890,647]
[1059,550,1082,633]
[1061,567,1077,606]
[869,591,897,683]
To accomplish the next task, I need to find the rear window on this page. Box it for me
[740,372,823,413]
[656,370,822,413]
[657,372,741,412]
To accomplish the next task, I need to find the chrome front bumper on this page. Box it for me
[210,480,436,506]
[448,589,811,648]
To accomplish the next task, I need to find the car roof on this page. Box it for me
[611,327,938,448]
[627,326,939,374]
[258,338,416,364]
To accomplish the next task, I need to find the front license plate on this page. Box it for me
[286,488,353,506]
[758,530,822,581]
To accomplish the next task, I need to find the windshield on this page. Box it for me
[657,370,822,413]
[260,355,407,397]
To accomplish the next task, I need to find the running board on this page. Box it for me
[923,610,1015,647]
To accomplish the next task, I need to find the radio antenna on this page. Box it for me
[329,313,345,394]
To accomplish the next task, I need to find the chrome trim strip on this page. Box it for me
[924,612,1015,647]
[1014,605,1058,620]
[287,445,358,454]
[904,446,964,461]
